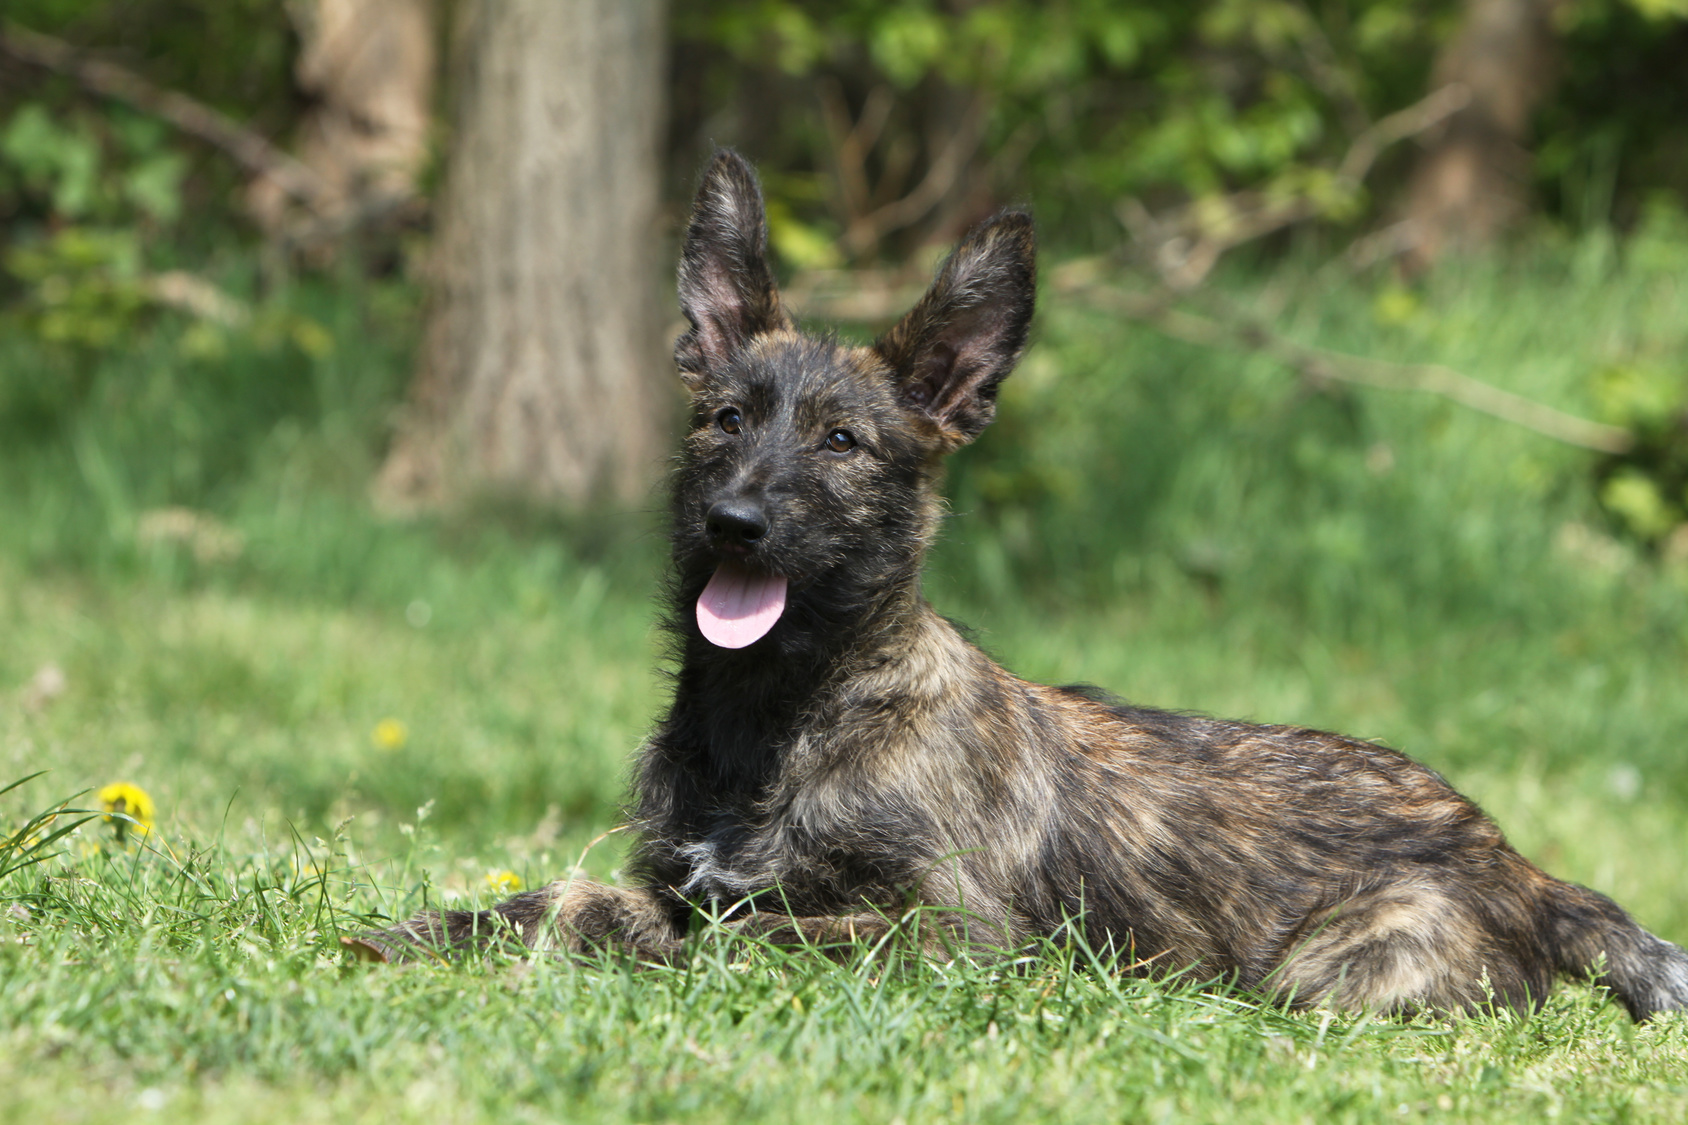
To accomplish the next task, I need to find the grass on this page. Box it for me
[4,226,1688,1121]
[4,851,1686,1124]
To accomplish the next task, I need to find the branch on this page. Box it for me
[1120,84,1471,290]
[1335,82,1471,184]
[1287,0,1370,137]
[1052,264,1632,454]
[0,23,332,210]
[819,81,894,224]
[842,95,987,257]
[782,266,925,323]
[143,270,250,327]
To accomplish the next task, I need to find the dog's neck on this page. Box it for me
[663,553,933,786]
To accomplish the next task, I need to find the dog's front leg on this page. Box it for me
[343,877,686,964]
[727,910,897,952]
[723,908,975,961]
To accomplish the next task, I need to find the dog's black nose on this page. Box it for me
[706,499,769,547]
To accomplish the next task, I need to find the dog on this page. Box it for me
[348,150,1688,1020]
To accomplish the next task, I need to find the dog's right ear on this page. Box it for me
[675,151,791,387]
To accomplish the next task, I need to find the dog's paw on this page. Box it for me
[340,929,446,965]
[340,933,395,963]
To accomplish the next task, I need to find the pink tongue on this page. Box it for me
[697,561,788,648]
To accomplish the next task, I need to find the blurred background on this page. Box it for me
[1,0,1686,918]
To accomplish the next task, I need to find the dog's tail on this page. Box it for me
[1540,879,1688,1020]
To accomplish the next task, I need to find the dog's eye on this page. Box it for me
[717,409,742,435]
[825,429,856,454]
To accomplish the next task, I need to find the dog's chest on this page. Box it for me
[667,796,865,910]
[674,833,761,904]
[653,707,919,908]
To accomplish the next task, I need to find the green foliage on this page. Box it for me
[3,224,148,348]
[679,0,1447,253]
[1540,3,1688,230]
[0,102,186,223]
[0,97,194,356]
[0,2,300,360]
[927,221,1688,632]
[679,0,1688,256]
[1577,199,1688,544]
[0,274,398,559]
[3,0,1685,274]
[4,0,298,129]
[0,0,297,246]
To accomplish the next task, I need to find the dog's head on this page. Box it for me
[672,150,1035,652]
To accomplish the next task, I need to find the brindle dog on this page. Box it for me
[349,150,1688,1020]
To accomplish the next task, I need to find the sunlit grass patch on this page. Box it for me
[3,803,1686,1124]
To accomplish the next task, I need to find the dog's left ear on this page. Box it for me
[675,150,792,387]
[874,212,1035,445]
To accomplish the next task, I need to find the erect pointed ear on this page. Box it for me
[674,150,792,386]
[874,212,1035,446]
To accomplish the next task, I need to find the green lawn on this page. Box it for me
[4,232,1688,1121]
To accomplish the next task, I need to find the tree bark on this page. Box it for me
[376,0,669,511]
[1401,0,1561,270]
[248,0,435,249]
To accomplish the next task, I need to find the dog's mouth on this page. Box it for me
[696,558,788,648]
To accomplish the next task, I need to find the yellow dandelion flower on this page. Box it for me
[372,718,409,751]
[96,782,155,841]
[485,870,523,893]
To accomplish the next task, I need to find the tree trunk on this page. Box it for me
[248,0,435,252]
[376,0,669,511]
[1401,0,1561,270]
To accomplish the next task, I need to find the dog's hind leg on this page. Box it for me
[1268,882,1549,1016]
[343,877,686,964]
